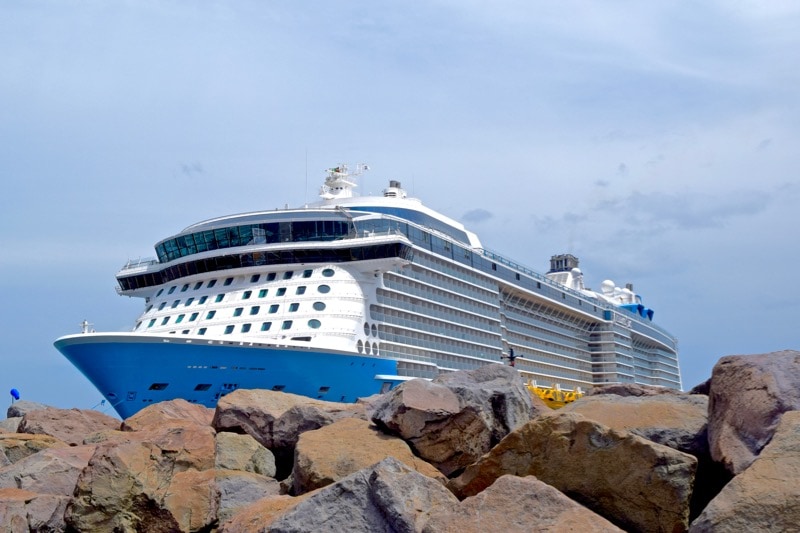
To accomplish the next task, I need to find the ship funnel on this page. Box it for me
[383,180,407,199]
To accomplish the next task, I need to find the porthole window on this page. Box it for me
[364,322,370,336]
[318,285,331,294]
[357,339,364,353]
[322,268,335,277]
[374,343,379,356]
[371,324,378,337]
[313,302,326,311]
[308,319,321,329]
[365,342,372,355]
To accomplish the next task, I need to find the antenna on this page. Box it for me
[304,149,308,205]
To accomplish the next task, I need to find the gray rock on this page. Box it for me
[0,445,96,496]
[215,470,281,523]
[0,417,21,433]
[6,401,48,419]
[0,488,69,533]
[369,364,538,476]
[690,410,800,532]
[707,350,800,474]
[269,457,458,532]
[215,431,276,477]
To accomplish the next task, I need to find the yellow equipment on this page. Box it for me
[527,382,584,409]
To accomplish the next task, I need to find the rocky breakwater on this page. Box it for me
[0,350,798,532]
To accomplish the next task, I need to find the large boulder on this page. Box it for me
[0,445,96,496]
[215,470,282,523]
[369,364,539,476]
[288,417,444,495]
[0,433,69,464]
[707,350,800,474]
[425,474,624,532]
[690,411,800,532]
[561,390,725,520]
[212,389,365,477]
[449,411,697,533]
[17,407,120,445]
[0,487,69,533]
[121,398,214,431]
[268,457,458,532]
[219,493,314,533]
[215,431,276,477]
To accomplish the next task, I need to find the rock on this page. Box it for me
[121,398,214,431]
[424,474,624,532]
[561,392,709,456]
[216,469,282,523]
[212,389,365,477]
[369,364,538,476]
[216,431,276,477]
[66,440,191,531]
[163,469,218,532]
[449,411,697,533]
[17,407,120,445]
[586,383,685,397]
[0,445,96,496]
[269,457,458,532]
[0,487,69,533]
[219,493,313,533]
[6,400,48,419]
[288,417,444,495]
[707,350,800,474]
[689,378,711,395]
[689,411,800,532]
[0,417,21,433]
[561,391,724,520]
[0,433,69,464]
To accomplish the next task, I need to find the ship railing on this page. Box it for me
[479,247,678,344]
[118,257,160,273]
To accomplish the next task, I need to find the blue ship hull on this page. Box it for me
[54,334,401,419]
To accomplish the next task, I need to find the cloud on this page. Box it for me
[461,208,494,223]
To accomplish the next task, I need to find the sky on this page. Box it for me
[2,1,798,415]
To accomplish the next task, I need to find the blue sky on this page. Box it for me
[2,1,798,414]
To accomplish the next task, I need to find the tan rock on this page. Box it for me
[0,487,69,533]
[707,350,800,474]
[0,417,21,433]
[690,411,800,532]
[289,417,444,494]
[0,433,69,464]
[216,431,276,477]
[450,411,696,533]
[164,469,218,532]
[219,493,313,533]
[122,398,214,431]
[424,475,624,532]
[17,407,120,445]
[0,445,96,496]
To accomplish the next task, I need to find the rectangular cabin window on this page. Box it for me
[198,328,207,335]
[266,272,276,281]
[149,383,169,390]
[250,274,260,283]
[208,279,217,288]
[181,284,189,292]
[261,322,272,331]
[176,314,185,323]
[250,306,260,315]
[168,286,177,294]
[281,320,293,330]
[224,325,234,334]
[194,384,212,391]
[258,289,268,298]
[224,277,233,286]
[193,282,203,290]
[303,269,313,278]
[199,296,208,304]
[161,317,170,325]
[233,308,243,317]
[206,310,216,319]
[269,305,279,314]
[242,291,252,300]
[296,286,306,295]
[171,300,180,308]
[288,303,299,312]
[189,312,199,321]
[215,294,224,303]
[241,323,251,333]
[276,288,286,296]
[283,271,293,280]
[185,297,194,306]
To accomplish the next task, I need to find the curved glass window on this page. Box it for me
[313,302,326,311]
[308,319,321,329]
[322,268,335,277]
[318,285,331,294]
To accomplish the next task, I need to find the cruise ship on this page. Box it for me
[55,165,681,419]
